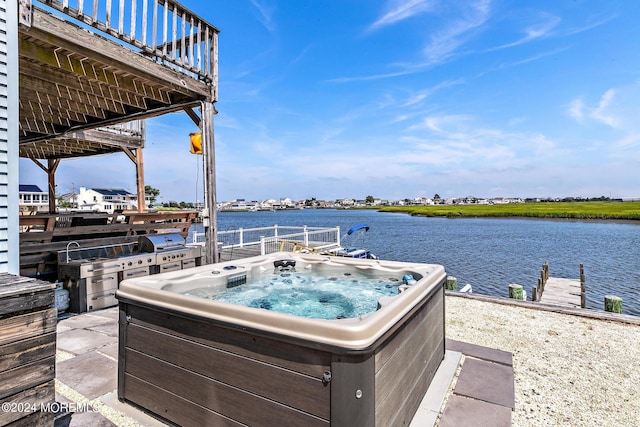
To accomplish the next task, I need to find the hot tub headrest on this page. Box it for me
[274,259,296,269]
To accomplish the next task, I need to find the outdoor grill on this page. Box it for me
[138,233,201,273]
[58,234,202,312]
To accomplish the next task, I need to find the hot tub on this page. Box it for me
[116,252,446,427]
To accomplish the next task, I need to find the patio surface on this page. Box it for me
[53,307,513,426]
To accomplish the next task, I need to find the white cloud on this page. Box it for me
[423,0,492,65]
[368,0,434,32]
[591,89,618,128]
[249,0,277,32]
[568,98,585,122]
[568,89,620,128]
[410,114,473,134]
[489,13,561,51]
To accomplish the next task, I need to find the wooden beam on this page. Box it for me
[183,106,201,127]
[65,128,144,149]
[19,87,108,120]
[19,73,128,116]
[30,159,48,174]
[19,40,172,106]
[18,58,152,110]
[28,8,211,99]
[19,100,199,146]
[47,159,60,213]
[135,148,146,213]
[19,97,87,123]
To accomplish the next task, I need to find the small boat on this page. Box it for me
[333,224,377,259]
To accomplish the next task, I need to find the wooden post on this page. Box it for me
[445,276,458,291]
[531,286,537,302]
[31,158,60,213]
[544,262,549,282]
[201,101,218,264]
[538,276,544,297]
[47,159,60,213]
[604,295,622,314]
[508,284,524,300]
[580,263,586,308]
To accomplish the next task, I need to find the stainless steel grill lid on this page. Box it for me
[137,233,186,252]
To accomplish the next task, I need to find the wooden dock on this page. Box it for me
[533,263,586,309]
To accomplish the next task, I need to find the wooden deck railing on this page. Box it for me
[36,0,219,92]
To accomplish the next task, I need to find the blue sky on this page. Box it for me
[20,0,640,203]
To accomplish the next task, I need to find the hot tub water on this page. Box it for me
[183,268,404,320]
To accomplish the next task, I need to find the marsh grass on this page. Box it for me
[378,201,640,220]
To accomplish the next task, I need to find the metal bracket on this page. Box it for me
[322,371,332,385]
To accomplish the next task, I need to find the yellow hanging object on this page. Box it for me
[189,132,202,154]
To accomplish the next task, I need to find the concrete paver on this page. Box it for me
[56,351,117,400]
[57,328,115,355]
[453,357,515,409]
[439,395,512,427]
[446,339,513,366]
[58,313,115,329]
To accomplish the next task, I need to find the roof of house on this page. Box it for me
[90,188,133,196]
[19,184,44,193]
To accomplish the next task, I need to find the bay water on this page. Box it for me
[191,209,640,316]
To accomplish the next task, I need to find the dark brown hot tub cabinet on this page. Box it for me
[117,279,445,427]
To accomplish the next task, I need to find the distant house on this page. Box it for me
[18,185,49,213]
[78,187,150,213]
[57,191,79,209]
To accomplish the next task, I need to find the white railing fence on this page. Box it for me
[193,225,342,255]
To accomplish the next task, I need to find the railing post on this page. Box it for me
[274,224,278,238]
[238,228,244,248]
[260,236,266,255]
[303,226,309,246]
[336,226,341,247]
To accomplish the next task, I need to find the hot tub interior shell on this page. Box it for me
[117,253,446,426]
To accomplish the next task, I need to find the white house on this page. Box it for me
[18,185,49,213]
[77,187,150,213]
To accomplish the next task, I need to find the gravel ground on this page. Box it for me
[445,295,640,427]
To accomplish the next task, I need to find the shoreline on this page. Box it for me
[407,213,640,225]
[377,201,640,222]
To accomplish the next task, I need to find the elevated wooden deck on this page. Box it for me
[16,0,221,262]
[19,0,218,150]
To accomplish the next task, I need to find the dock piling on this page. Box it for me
[508,284,524,300]
[604,295,623,314]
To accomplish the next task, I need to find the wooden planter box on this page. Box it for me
[0,274,56,427]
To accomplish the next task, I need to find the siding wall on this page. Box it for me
[0,0,18,274]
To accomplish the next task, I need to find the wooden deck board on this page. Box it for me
[539,277,583,308]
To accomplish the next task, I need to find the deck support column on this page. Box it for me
[122,144,146,213]
[30,158,60,213]
[47,159,59,213]
[201,101,218,264]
